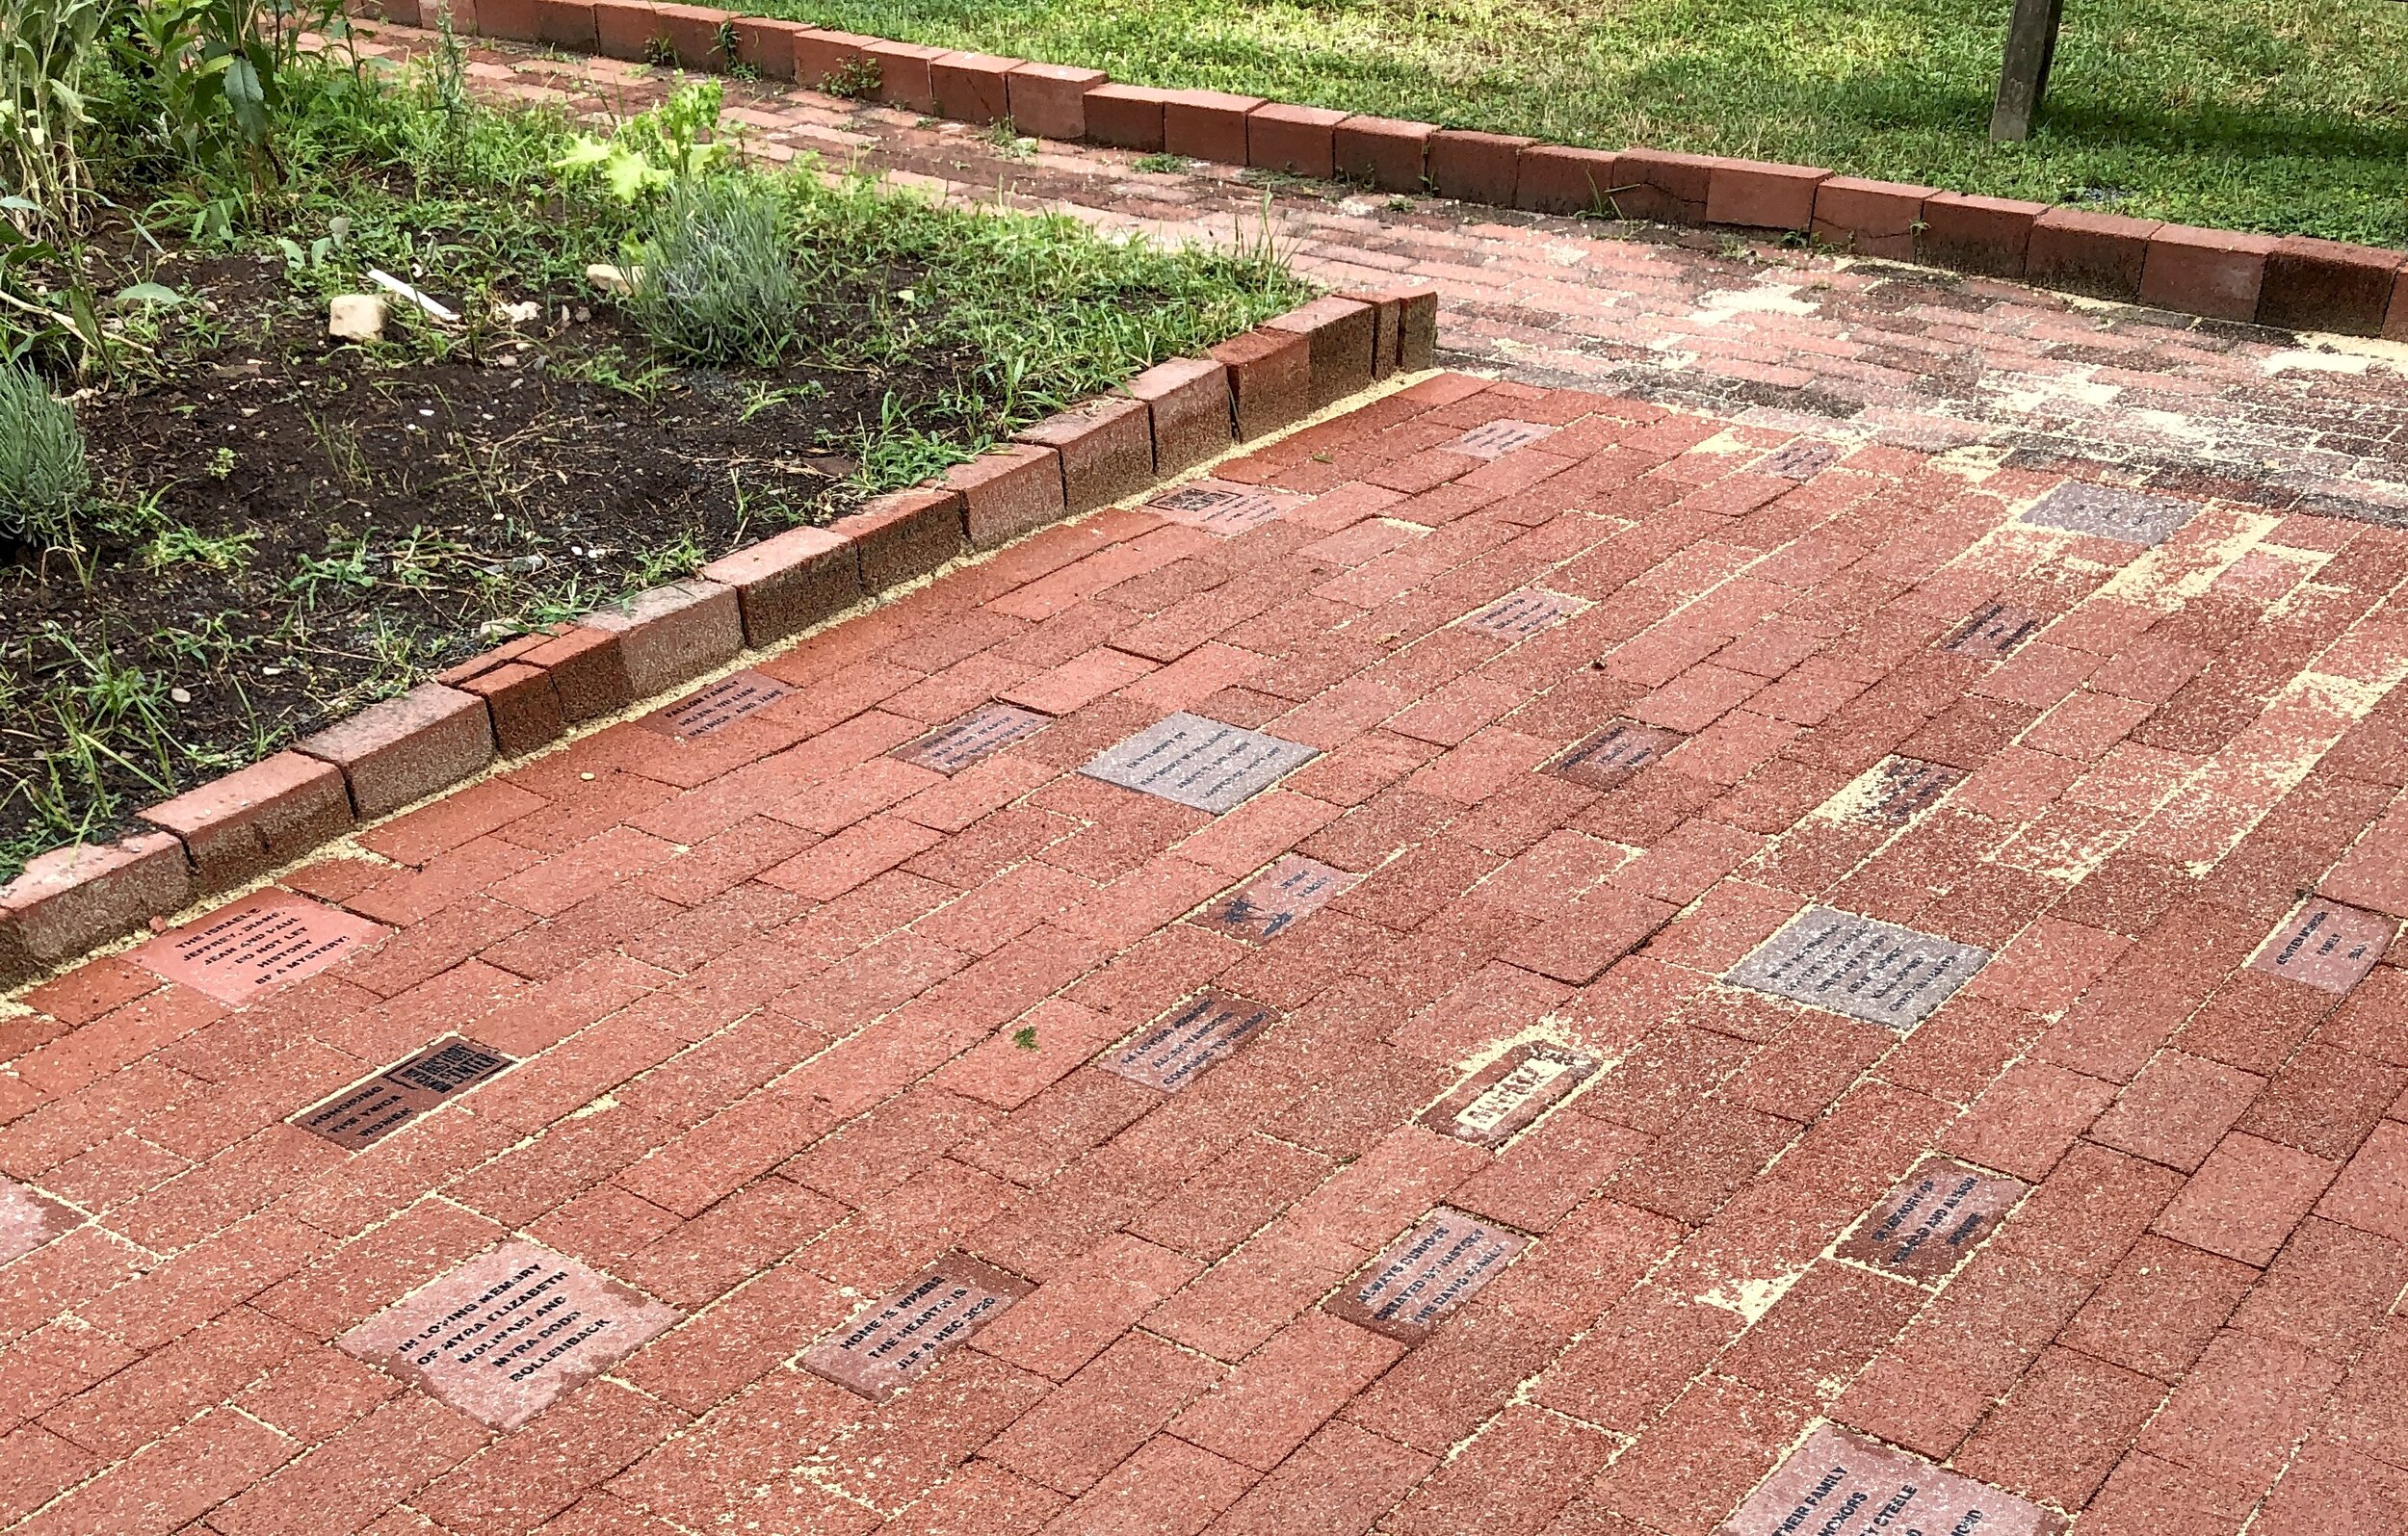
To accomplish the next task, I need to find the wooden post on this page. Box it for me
[1990,0,2066,142]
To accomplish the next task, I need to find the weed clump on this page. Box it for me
[627,178,807,367]
[0,361,87,547]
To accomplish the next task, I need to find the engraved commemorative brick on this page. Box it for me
[1142,480,1299,534]
[1718,1424,2066,1536]
[640,669,794,737]
[2019,480,2195,547]
[1463,588,1587,640]
[295,1036,515,1151]
[1726,906,1989,1028]
[1859,757,1963,826]
[1102,989,1280,1092]
[890,701,1051,774]
[802,1254,1032,1402]
[339,1240,677,1430]
[1752,438,1841,480]
[1195,855,1358,942]
[0,1179,79,1265]
[129,888,388,1004]
[1327,1208,1528,1342]
[1445,419,1556,459]
[1544,720,1686,792]
[1945,602,2043,660]
[1082,713,1318,813]
[1420,1042,1601,1148]
[1839,1157,2027,1281]
[2250,898,2394,995]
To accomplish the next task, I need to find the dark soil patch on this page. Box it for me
[1,251,965,873]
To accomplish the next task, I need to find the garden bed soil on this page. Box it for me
[2,249,966,874]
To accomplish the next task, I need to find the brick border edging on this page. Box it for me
[370,0,2408,338]
[0,282,1436,987]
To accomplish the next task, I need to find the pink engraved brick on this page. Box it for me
[128,887,387,1003]
[339,1240,678,1430]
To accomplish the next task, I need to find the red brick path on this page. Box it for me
[7,368,2408,1534]
[368,24,2408,529]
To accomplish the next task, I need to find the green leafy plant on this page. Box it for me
[1,0,119,238]
[552,78,729,203]
[0,356,87,545]
[820,54,879,100]
[625,175,805,366]
[121,0,353,208]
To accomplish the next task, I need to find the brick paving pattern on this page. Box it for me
[359,24,2408,530]
[5,366,2408,1533]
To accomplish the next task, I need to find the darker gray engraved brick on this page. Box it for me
[1103,989,1280,1092]
[296,1036,516,1151]
[1838,1156,2028,1282]
[890,702,1051,774]
[1326,1207,1529,1342]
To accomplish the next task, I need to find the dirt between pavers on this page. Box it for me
[5,372,2408,1534]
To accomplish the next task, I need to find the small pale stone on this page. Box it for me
[327,294,388,342]
[585,263,637,296]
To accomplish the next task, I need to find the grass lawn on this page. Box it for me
[744,0,2408,247]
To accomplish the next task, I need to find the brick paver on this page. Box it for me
[7,366,2408,1533]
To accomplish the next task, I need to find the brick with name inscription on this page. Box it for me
[1856,756,1963,827]
[1446,419,1556,459]
[1195,855,1359,942]
[1143,480,1300,535]
[1839,1157,2027,1282]
[1421,1042,1601,1148]
[639,669,794,738]
[1082,712,1318,813]
[802,1254,1032,1402]
[130,888,388,1004]
[1544,720,1686,792]
[1327,1207,1528,1342]
[1718,1424,2066,1536]
[295,1036,515,1151]
[1726,906,1989,1029]
[1462,588,1588,641]
[339,1240,677,1430]
[1945,602,2042,660]
[0,1179,79,1265]
[2019,480,2194,547]
[890,701,1051,774]
[2249,898,2394,995]
[1103,989,1280,1093]
[1753,438,1841,480]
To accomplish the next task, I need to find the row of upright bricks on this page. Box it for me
[0,260,1436,985]
[380,0,2408,337]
